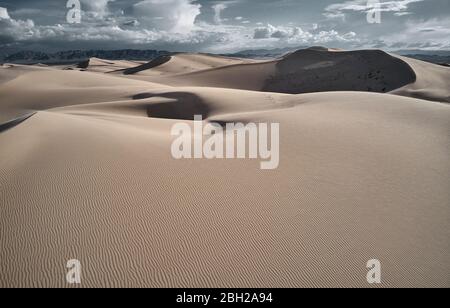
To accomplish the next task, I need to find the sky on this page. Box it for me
[0,0,449,53]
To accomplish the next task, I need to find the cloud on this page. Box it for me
[0,7,10,20]
[251,23,359,50]
[81,0,115,18]
[133,0,201,33]
[122,20,140,27]
[0,3,221,51]
[394,12,413,16]
[325,0,424,18]
[253,26,271,39]
[0,0,448,53]
[0,7,37,43]
[212,3,227,24]
[378,17,450,49]
[254,24,304,39]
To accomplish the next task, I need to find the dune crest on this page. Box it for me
[263,49,417,94]
[119,48,448,103]
[120,55,173,75]
[0,112,36,133]
[114,53,258,77]
[392,55,450,103]
[63,57,147,73]
[0,47,449,288]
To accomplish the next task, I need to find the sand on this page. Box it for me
[124,49,449,103]
[0,48,449,288]
[113,53,257,77]
[391,55,450,103]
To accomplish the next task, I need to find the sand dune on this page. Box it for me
[119,55,173,75]
[0,64,53,85]
[0,48,449,288]
[128,57,277,90]
[114,53,258,77]
[0,68,169,122]
[263,49,416,94]
[0,112,36,133]
[123,48,449,103]
[65,57,146,73]
[392,55,450,103]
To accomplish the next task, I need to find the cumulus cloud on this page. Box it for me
[253,24,357,46]
[254,24,300,39]
[0,0,448,53]
[81,0,115,18]
[0,5,359,54]
[0,7,10,19]
[0,3,222,52]
[133,0,201,33]
[379,17,450,49]
[324,0,424,19]
[253,26,271,39]
[212,3,227,24]
[0,7,37,43]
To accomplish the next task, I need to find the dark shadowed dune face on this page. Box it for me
[144,49,420,97]
[264,49,417,94]
[0,113,35,133]
[122,56,172,75]
[133,92,209,120]
[77,59,90,69]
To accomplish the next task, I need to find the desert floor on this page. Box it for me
[1,48,449,287]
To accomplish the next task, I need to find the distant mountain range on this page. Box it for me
[392,50,449,66]
[222,47,304,59]
[395,49,450,56]
[1,48,449,67]
[1,49,171,64]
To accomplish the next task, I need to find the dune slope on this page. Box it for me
[0,68,169,122]
[113,53,257,77]
[0,49,449,288]
[392,55,450,103]
[125,49,449,103]
[1,69,449,287]
[128,49,415,91]
[263,49,417,94]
